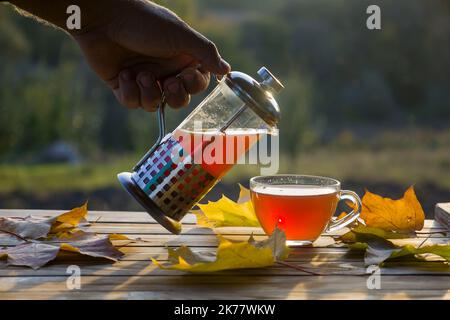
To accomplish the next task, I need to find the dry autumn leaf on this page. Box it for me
[346,232,450,266]
[50,202,89,233]
[366,243,450,266]
[152,227,289,272]
[360,186,425,232]
[51,230,126,260]
[194,184,259,227]
[338,187,449,266]
[339,225,413,243]
[0,216,54,240]
[0,202,88,241]
[0,243,60,270]
[0,235,125,270]
[0,203,130,269]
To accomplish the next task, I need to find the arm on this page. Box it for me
[6,0,231,110]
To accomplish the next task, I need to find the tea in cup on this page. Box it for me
[250,175,361,246]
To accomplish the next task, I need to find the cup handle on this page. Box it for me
[326,190,362,233]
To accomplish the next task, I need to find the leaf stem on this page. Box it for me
[416,229,450,235]
[0,229,30,243]
[276,261,323,276]
[417,234,432,248]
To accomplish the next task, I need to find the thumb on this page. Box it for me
[181,28,230,75]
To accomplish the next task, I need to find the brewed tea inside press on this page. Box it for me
[118,67,284,234]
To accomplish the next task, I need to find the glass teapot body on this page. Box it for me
[118,67,283,234]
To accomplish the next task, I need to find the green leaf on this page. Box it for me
[348,232,450,266]
[340,224,414,243]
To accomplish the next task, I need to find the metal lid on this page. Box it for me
[224,67,283,127]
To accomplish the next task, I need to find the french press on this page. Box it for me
[118,67,284,234]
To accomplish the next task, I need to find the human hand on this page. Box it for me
[72,0,230,111]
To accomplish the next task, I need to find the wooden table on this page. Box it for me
[0,209,449,300]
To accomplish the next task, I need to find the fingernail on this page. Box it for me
[167,81,180,93]
[219,59,231,72]
[121,70,132,81]
[139,74,152,88]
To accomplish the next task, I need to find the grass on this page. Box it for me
[1,145,449,196]
[291,148,450,189]
[0,156,134,195]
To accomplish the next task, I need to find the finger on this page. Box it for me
[137,72,162,112]
[118,69,141,108]
[179,67,210,95]
[180,29,230,75]
[163,76,190,109]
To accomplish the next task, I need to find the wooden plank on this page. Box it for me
[0,275,448,300]
[0,209,197,225]
[0,289,448,300]
[0,260,447,277]
[435,203,450,229]
[3,274,450,291]
[0,209,448,300]
[0,210,445,230]
[1,232,448,248]
[10,221,436,238]
[2,249,363,265]
[0,246,368,262]
[1,244,445,266]
[60,223,448,238]
[86,224,266,236]
[0,229,442,248]
[2,250,445,267]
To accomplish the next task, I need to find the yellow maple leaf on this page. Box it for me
[360,186,425,232]
[194,184,259,227]
[0,202,89,240]
[152,227,289,272]
[108,233,131,241]
[50,202,88,233]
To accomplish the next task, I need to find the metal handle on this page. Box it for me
[133,70,231,170]
[133,97,167,171]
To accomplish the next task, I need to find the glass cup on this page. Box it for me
[250,174,362,246]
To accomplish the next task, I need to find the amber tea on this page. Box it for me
[250,175,362,246]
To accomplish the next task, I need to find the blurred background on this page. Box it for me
[0,0,449,217]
